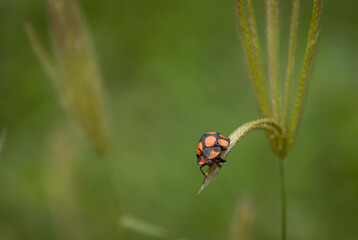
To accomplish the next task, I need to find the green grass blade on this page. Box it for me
[283,0,300,129]
[288,0,323,149]
[119,215,175,239]
[237,0,271,117]
[24,23,64,95]
[266,0,281,120]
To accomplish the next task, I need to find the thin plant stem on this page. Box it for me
[283,0,300,129]
[107,159,128,240]
[279,160,286,240]
[288,0,323,150]
[267,0,281,120]
[0,128,6,157]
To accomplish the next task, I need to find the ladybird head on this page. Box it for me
[202,147,221,160]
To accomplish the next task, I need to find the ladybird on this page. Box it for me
[196,132,230,176]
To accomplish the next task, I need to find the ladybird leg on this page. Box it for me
[200,165,207,176]
[217,158,226,163]
[207,159,214,166]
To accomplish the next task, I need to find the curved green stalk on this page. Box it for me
[198,118,282,194]
[221,118,282,159]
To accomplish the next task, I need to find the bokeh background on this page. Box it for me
[1,0,357,239]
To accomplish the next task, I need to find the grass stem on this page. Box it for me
[279,160,286,240]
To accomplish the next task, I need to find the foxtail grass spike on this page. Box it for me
[267,0,281,121]
[283,0,300,129]
[237,0,271,117]
[288,0,323,150]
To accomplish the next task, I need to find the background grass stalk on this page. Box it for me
[230,198,255,240]
[266,0,281,120]
[25,0,110,156]
[288,0,323,150]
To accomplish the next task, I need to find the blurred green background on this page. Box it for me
[1,0,358,239]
